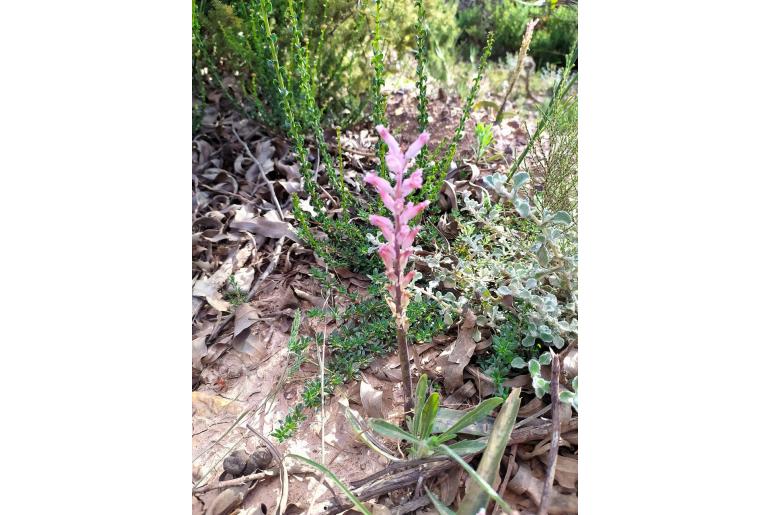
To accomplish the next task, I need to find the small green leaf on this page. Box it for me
[522,335,536,347]
[370,420,422,445]
[539,352,552,365]
[536,244,549,266]
[559,391,575,403]
[510,356,526,368]
[528,359,541,376]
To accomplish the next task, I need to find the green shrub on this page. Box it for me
[457,1,577,68]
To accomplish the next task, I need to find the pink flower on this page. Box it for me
[399,200,429,225]
[369,214,395,242]
[366,126,431,316]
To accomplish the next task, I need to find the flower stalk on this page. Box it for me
[365,125,430,411]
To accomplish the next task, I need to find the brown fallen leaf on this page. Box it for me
[360,376,384,419]
[538,453,577,490]
[507,462,577,515]
[436,310,478,392]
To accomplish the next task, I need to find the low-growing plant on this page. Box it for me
[365,375,521,514]
[272,274,446,441]
[473,121,495,162]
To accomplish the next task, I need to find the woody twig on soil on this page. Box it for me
[192,469,277,494]
[537,353,561,515]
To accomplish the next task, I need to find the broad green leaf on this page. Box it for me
[510,356,527,368]
[426,489,456,515]
[559,391,575,403]
[522,335,536,347]
[539,352,552,365]
[413,374,429,434]
[438,444,514,514]
[370,419,421,445]
[436,397,503,443]
[528,359,541,376]
[446,438,488,455]
[419,392,440,440]
[288,454,372,515]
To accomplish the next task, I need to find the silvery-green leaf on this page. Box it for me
[515,198,531,218]
[512,171,530,190]
[510,357,526,368]
[413,271,423,281]
[551,211,572,225]
[522,335,536,347]
[540,332,553,343]
[552,334,565,349]
[539,352,552,365]
[536,244,549,267]
[572,376,578,391]
[525,278,537,289]
[528,359,541,376]
[495,285,513,296]
[559,391,575,403]
[472,328,482,343]
[444,311,453,326]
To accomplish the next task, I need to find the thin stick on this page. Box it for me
[492,445,517,515]
[231,128,284,221]
[537,353,561,515]
[192,469,277,494]
[495,19,538,124]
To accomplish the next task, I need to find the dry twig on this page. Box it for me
[537,353,561,515]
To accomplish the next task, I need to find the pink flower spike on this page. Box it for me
[404,132,430,162]
[403,270,416,286]
[369,214,395,241]
[375,125,403,160]
[399,200,430,225]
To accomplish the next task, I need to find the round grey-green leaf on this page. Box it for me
[511,356,527,369]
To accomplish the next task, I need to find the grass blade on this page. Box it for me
[426,488,457,515]
[288,454,372,515]
[370,419,422,445]
[438,444,513,514]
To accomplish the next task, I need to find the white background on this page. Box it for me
[1,1,768,512]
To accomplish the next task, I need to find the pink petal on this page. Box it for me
[403,270,416,285]
[386,153,406,176]
[404,132,430,161]
[369,214,395,241]
[378,243,396,269]
[401,169,423,196]
[399,200,430,225]
[375,125,403,161]
[401,226,420,249]
[363,172,394,197]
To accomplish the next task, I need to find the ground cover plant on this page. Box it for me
[192,1,578,513]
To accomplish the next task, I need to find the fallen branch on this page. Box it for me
[537,353,561,515]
